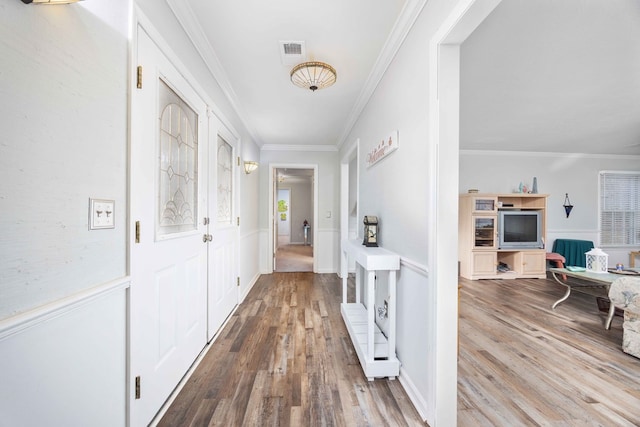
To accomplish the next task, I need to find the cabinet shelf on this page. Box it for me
[459,193,548,280]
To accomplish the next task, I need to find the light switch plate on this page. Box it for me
[89,198,115,230]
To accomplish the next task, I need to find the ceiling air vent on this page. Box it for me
[279,41,306,65]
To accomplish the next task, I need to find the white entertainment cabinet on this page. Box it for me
[341,239,400,380]
[459,193,548,280]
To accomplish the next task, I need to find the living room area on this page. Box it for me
[455,1,640,423]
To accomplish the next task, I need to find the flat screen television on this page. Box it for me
[498,210,543,249]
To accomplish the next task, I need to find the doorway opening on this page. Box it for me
[272,167,316,272]
[340,139,359,278]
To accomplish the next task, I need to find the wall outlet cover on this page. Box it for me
[89,198,115,230]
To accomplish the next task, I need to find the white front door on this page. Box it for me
[207,130,239,339]
[130,27,208,426]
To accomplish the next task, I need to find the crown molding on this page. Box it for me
[460,149,640,159]
[336,0,429,150]
[165,0,263,146]
[261,144,338,152]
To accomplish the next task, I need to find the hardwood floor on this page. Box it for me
[275,245,313,272]
[158,272,640,426]
[158,273,426,427]
[458,275,640,426]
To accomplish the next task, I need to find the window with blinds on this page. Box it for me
[599,171,640,246]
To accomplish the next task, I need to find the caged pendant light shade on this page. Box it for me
[290,61,337,92]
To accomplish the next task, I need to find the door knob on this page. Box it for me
[202,234,212,242]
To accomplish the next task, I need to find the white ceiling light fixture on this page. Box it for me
[21,0,81,4]
[290,61,337,92]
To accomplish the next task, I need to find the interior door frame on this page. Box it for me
[268,163,318,273]
[340,139,359,279]
[427,0,503,424]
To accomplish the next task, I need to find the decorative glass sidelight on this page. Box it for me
[217,135,233,224]
[158,79,198,235]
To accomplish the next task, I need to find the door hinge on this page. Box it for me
[237,217,240,226]
[135,376,141,399]
[135,221,141,243]
[237,156,240,166]
[136,66,143,89]
[237,276,240,287]
[203,217,210,226]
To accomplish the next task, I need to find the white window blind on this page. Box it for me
[599,171,640,246]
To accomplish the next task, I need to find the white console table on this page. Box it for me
[341,239,400,380]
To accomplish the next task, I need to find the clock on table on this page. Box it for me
[363,216,378,247]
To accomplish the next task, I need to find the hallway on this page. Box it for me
[275,245,313,272]
[158,273,425,426]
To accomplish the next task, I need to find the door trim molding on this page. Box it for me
[268,163,319,273]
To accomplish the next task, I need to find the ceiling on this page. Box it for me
[171,0,640,155]
[461,0,640,155]
[171,0,417,149]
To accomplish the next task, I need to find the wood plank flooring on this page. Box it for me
[158,272,640,426]
[458,275,640,426]
[158,273,426,427]
[275,245,313,272]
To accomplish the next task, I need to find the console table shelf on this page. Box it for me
[341,239,400,380]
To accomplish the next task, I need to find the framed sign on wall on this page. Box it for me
[366,130,398,168]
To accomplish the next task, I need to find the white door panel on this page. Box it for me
[130,27,208,426]
[207,129,239,340]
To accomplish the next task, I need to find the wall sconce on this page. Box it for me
[22,0,81,4]
[243,161,258,175]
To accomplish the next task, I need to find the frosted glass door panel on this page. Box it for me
[217,136,232,225]
[158,79,198,237]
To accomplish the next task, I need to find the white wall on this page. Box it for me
[239,166,261,300]
[259,148,339,273]
[281,180,313,244]
[460,150,640,264]
[0,0,130,320]
[0,1,131,425]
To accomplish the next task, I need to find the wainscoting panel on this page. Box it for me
[239,230,261,302]
[316,228,339,273]
[395,260,431,422]
[0,278,129,427]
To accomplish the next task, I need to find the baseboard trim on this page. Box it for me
[399,366,429,422]
[240,272,261,303]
